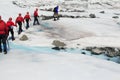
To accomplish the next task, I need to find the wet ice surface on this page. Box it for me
[4,42,120,64]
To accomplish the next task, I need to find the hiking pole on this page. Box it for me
[23,22,26,30]
[38,16,42,25]
[7,39,10,50]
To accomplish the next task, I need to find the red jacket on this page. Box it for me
[34,10,38,17]
[15,16,24,23]
[6,21,15,27]
[0,20,8,35]
[24,14,31,20]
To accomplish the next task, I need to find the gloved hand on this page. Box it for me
[15,23,17,27]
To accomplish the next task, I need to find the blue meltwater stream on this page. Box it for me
[6,42,120,64]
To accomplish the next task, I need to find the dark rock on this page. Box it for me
[84,47,120,57]
[100,11,105,13]
[112,16,119,19]
[91,48,103,55]
[70,16,75,18]
[52,47,60,50]
[89,14,96,18]
[47,8,53,11]
[12,1,17,5]
[114,13,120,15]
[41,15,53,20]
[104,47,119,57]
[52,40,66,48]
[19,34,28,41]
[59,14,62,17]
[81,52,86,54]
[76,16,81,18]
[77,44,80,46]
[85,47,93,51]
[61,47,66,50]
[72,9,85,12]
[80,16,88,18]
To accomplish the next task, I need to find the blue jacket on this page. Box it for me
[54,6,59,13]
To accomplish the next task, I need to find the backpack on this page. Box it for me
[53,7,56,12]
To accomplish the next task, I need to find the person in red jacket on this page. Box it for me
[6,17,16,41]
[33,8,40,25]
[0,16,8,54]
[24,12,31,29]
[15,13,24,35]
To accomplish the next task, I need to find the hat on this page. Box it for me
[36,8,38,11]
[9,17,12,20]
[27,12,29,14]
[19,13,21,16]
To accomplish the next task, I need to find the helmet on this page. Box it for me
[9,17,12,20]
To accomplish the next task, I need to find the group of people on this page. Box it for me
[0,8,40,54]
[16,8,40,35]
[0,6,59,54]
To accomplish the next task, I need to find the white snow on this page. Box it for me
[0,52,120,80]
[0,0,120,80]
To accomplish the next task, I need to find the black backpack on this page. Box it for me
[53,7,56,12]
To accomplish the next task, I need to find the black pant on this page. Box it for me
[17,22,23,34]
[0,34,7,53]
[33,16,40,25]
[53,12,59,21]
[9,26,15,40]
[25,19,30,29]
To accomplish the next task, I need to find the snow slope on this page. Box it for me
[0,52,120,80]
[13,0,120,9]
[0,0,120,80]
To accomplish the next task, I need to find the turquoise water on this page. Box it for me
[8,42,120,63]
[10,42,84,54]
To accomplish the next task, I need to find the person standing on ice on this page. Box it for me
[24,12,31,29]
[53,6,59,21]
[33,8,40,25]
[6,17,16,41]
[0,16,8,54]
[15,13,24,35]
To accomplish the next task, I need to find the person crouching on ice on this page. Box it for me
[6,17,16,41]
[24,12,31,29]
[15,13,24,35]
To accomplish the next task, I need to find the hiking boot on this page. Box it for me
[12,38,15,41]
[0,49,2,53]
[54,18,56,21]
[4,51,7,54]
[18,32,20,35]
[37,23,40,25]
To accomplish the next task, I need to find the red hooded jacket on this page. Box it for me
[6,21,15,28]
[24,14,31,20]
[15,16,24,23]
[34,10,38,17]
[0,20,8,35]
